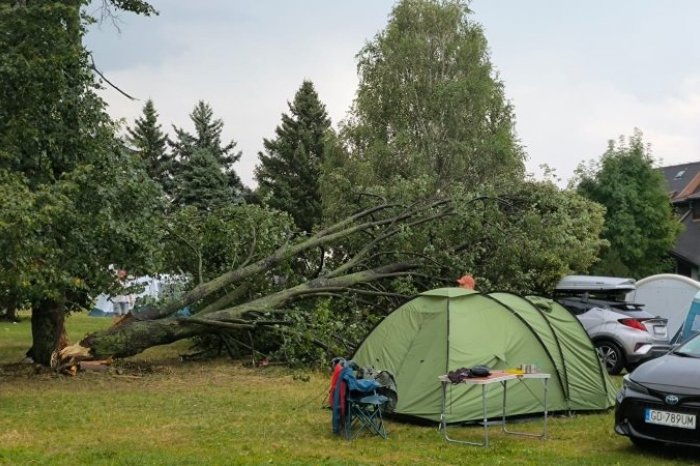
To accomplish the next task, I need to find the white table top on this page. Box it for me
[439,371,551,385]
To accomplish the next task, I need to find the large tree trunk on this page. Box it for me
[30,300,67,366]
[81,319,200,359]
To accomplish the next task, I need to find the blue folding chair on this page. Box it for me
[330,362,389,440]
[346,390,388,439]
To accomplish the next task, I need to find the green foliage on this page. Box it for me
[170,101,244,196]
[448,181,607,293]
[161,204,302,361]
[172,148,234,210]
[431,182,605,294]
[126,99,171,188]
[147,172,307,359]
[0,1,163,362]
[102,0,158,16]
[342,0,525,191]
[255,80,334,233]
[162,203,296,287]
[271,299,382,368]
[574,131,681,278]
[323,173,606,296]
[0,2,85,186]
[0,171,54,307]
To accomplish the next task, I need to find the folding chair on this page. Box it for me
[346,391,388,439]
[329,360,389,440]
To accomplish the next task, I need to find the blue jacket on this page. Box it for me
[331,365,380,434]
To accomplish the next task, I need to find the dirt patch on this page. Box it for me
[0,362,56,379]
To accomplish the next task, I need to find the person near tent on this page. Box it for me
[111,269,135,316]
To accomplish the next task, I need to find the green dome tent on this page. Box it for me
[352,288,616,423]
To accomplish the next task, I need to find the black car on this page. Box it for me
[615,332,700,448]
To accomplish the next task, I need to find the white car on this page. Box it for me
[555,276,670,375]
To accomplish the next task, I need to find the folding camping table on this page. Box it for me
[438,371,550,447]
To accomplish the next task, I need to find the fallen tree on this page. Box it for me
[59,198,452,364]
[57,182,608,369]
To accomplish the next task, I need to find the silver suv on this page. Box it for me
[554,276,670,375]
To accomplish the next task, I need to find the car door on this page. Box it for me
[578,306,607,335]
[558,298,603,334]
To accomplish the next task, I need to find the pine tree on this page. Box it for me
[173,148,233,210]
[126,99,171,189]
[255,80,331,232]
[171,101,243,193]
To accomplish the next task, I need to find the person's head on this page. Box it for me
[456,274,475,290]
[117,269,127,280]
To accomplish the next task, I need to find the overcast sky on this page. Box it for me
[85,1,700,188]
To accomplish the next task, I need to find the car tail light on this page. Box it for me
[618,318,647,332]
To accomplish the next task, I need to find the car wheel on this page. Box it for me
[595,341,624,375]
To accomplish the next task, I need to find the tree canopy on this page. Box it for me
[342,0,525,192]
[574,131,681,278]
[255,80,333,233]
[172,149,236,210]
[126,99,171,189]
[0,1,162,364]
[170,101,244,197]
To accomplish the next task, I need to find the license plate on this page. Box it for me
[652,325,667,337]
[645,408,696,429]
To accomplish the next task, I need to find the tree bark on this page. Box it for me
[30,300,66,366]
[81,318,200,359]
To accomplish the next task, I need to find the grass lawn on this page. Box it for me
[0,314,697,465]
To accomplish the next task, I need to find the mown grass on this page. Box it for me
[0,314,698,465]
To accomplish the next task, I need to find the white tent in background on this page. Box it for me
[93,293,115,314]
[91,275,185,315]
[627,274,700,341]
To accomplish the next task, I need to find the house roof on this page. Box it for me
[673,212,700,266]
[661,161,700,202]
[660,161,700,267]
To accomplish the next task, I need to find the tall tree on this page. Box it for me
[0,1,162,365]
[172,148,233,210]
[170,101,244,195]
[575,131,682,277]
[126,99,171,189]
[255,80,332,233]
[342,0,525,192]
